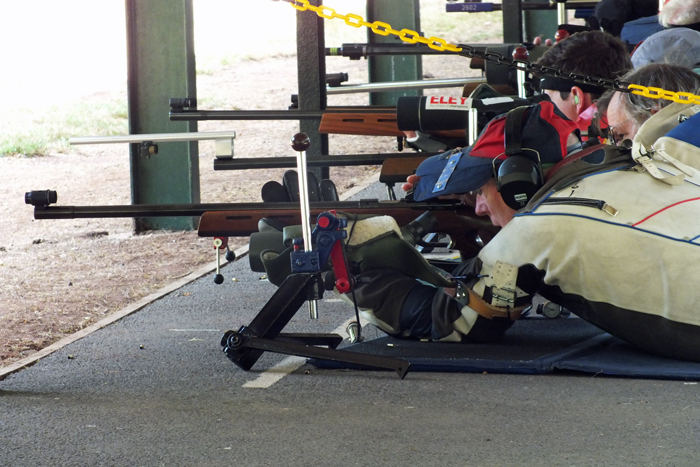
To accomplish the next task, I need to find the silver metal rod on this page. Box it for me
[296,152,313,255]
[469,108,479,146]
[294,142,318,320]
[517,69,527,99]
[557,3,567,26]
[69,131,237,145]
[327,77,484,95]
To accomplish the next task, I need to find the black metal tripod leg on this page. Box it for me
[238,335,411,379]
[276,333,344,348]
[221,272,411,378]
[222,273,321,371]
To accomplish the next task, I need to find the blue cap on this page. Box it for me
[412,101,579,201]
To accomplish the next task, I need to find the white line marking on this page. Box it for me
[242,356,308,388]
[168,329,221,332]
[242,316,368,388]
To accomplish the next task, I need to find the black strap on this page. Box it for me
[504,105,530,156]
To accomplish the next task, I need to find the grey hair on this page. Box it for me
[658,0,700,28]
[596,63,700,130]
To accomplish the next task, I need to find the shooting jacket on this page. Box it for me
[351,103,700,362]
[475,143,700,360]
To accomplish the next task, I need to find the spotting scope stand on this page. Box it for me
[221,133,410,379]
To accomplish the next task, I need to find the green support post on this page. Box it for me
[366,0,422,107]
[523,0,558,43]
[125,0,199,232]
[296,0,329,181]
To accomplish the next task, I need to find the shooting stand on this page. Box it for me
[220,272,410,379]
[221,133,410,379]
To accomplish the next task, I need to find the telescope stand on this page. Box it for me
[221,272,410,379]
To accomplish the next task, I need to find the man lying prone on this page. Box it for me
[342,90,700,362]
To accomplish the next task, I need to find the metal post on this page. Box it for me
[125,0,199,232]
[296,0,329,181]
[523,0,558,43]
[502,0,524,43]
[366,0,422,107]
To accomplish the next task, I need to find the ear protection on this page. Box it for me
[573,94,580,105]
[495,106,544,210]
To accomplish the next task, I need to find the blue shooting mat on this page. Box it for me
[309,317,700,381]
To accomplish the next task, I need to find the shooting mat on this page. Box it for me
[309,317,700,381]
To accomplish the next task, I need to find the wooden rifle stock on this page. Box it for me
[379,156,430,186]
[318,112,466,140]
[197,200,499,259]
[319,112,404,137]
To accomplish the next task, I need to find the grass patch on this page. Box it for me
[196,96,238,111]
[0,137,49,157]
[420,10,503,43]
[1,96,128,157]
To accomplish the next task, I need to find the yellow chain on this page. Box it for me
[288,0,462,52]
[628,84,700,105]
[286,0,700,105]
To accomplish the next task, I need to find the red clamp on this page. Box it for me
[329,241,351,293]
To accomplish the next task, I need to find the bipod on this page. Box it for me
[220,272,410,379]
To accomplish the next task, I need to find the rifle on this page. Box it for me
[167,98,468,148]
[26,192,497,261]
[166,105,467,142]
[197,199,497,260]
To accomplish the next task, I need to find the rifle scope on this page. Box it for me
[395,93,550,133]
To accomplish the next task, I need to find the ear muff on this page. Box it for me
[495,105,544,210]
[496,156,542,210]
[574,94,580,105]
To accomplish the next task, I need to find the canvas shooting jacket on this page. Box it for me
[469,104,700,360]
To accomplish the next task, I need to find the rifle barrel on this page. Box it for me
[169,108,390,122]
[32,199,469,221]
[327,77,484,95]
[212,153,440,171]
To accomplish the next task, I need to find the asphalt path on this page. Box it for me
[2,179,699,467]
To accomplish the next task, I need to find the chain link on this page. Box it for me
[628,84,700,104]
[282,0,700,105]
[457,42,626,91]
[285,0,462,52]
